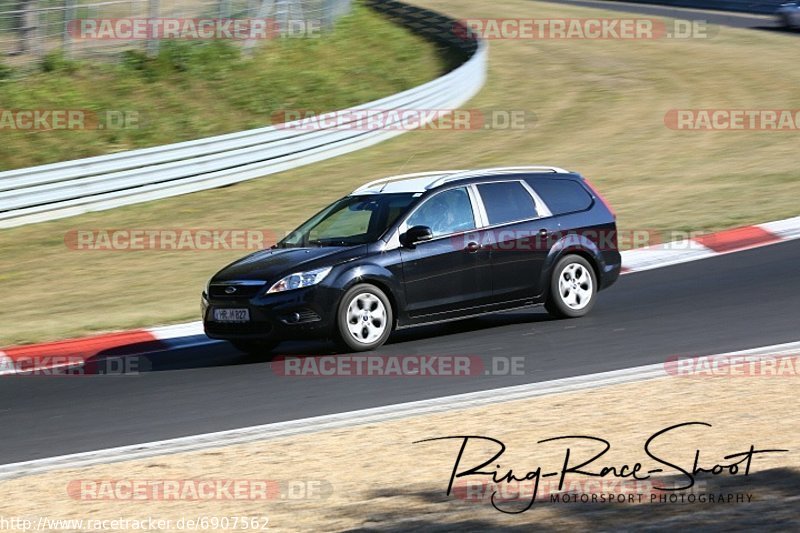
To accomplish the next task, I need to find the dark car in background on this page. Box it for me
[777,2,800,28]
[202,166,621,354]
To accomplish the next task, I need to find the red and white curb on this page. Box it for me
[3,215,800,376]
[621,215,800,273]
[0,322,212,376]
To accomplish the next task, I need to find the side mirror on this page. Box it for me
[401,225,433,247]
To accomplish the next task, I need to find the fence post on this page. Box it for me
[218,0,231,19]
[322,0,332,29]
[32,0,42,58]
[63,0,76,59]
[323,0,349,30]
[243,0,273,53]
[11,0,37,56]
[147,0,159,57]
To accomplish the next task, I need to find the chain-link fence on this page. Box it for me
[0,0,351,66]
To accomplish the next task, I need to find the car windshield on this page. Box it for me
[278,193,418,247]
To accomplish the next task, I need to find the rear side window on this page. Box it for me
[527,178,593,215]
[476,181,538,225]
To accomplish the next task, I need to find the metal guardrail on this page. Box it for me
[0,0,487,228]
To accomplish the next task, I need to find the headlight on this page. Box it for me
[267,267,332,294]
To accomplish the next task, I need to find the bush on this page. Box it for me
[120,49,149,72]
[0,61,12,80]
[119,41,242,82]
[41,52,78,74]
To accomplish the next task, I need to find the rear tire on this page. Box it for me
[335,283,393,352]
[545,255,597,318]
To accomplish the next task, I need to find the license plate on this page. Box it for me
[213,308,250,322]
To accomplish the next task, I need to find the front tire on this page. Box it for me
[545,255,597,318]
[335,283,393,352]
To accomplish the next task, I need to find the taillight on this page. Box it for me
[583,177,616,220]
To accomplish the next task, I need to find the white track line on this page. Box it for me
[760,215,800,240]
[621,240,716,272]
[2,340,798,480]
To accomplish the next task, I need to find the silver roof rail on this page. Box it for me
[425,165,570,190]
[352,170,464,194]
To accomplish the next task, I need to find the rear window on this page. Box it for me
[476,181,538,225]
[527,178,593,215]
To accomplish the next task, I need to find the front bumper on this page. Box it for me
[202,284,340,341]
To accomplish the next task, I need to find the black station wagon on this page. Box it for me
[202,166,621,354]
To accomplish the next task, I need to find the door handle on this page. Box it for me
[465,241,481,253]
[538,228,549,238]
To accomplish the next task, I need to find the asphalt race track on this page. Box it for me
[2,239,799,464]
[3,0,799,469]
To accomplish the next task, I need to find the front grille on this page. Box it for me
[209,283,265,299]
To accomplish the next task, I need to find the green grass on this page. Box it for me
[2,0,800,345]
[0,3,445,170]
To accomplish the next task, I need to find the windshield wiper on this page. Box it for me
[307,238,358,247]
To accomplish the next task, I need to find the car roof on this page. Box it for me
[351,166,574,195]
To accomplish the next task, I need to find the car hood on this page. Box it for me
[211,245,367,283]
